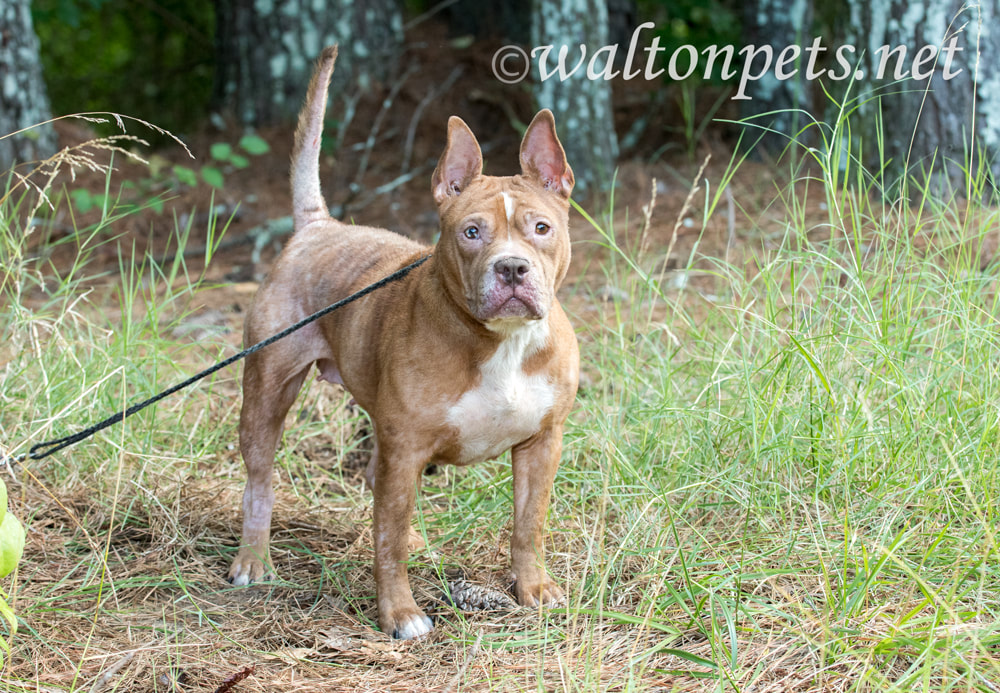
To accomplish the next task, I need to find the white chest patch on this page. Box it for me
[446,320,554,465]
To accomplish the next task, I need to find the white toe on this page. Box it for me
[394,614,434,640]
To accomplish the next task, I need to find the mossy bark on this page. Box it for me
[843,0,999,196]
[530,0,619,195]
[0,0,57,170]
[213,0,404,125]
[741,0,814,157]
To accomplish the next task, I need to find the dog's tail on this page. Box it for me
[291,45,339,230]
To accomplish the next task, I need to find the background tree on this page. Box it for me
[213,0,405,125]
[740,0,813,157]
[531,0,619,194]
[746,0,999,196]
[840,0,1000,196]
[0,0,57,170]
[445,0,532,44]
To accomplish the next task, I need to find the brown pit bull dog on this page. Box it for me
[227,45,579,640]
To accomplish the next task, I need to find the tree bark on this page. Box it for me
[0,0,58,170]
[741,0,814,157]
[445,0,532,43]
[530,0,619,195]
[213,0,404,125]
[842,0,1000,196]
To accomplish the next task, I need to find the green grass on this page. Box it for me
[1,108,999,691]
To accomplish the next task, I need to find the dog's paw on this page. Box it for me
[227,549,272,586]
[381,607,434,640]
[512,575,565,608]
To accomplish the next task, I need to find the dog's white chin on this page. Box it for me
[484,313,546,335]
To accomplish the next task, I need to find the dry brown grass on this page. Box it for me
[4,464,708,692]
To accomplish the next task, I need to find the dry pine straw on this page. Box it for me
[0,452,944,693]
[3,475,665,692]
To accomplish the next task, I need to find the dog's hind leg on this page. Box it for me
[228,351,310,585]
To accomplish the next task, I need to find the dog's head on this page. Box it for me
[431,110,574,330]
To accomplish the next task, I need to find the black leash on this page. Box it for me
[10,253,432,464]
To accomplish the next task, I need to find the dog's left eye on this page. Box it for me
[535,222,550,235]
[464,226,480,240]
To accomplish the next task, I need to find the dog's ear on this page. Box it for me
[432,117,484,204]
[520,110,574,199]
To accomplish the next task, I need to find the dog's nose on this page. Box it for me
[494,257,530,286]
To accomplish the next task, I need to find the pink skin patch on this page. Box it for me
[482,284,543,319]
[316,359,343,385]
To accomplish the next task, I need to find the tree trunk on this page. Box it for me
[0,0,58,171]
[842,0,1000,196]
[446,0,532,43]
[741,0,814,157]
[213,0,404,125]
[531,0,619,195]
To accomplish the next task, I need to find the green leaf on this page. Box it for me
[0,593,14,668]
[201,166,225,189]
[70,188,95,214]
[570,608,679,634]
[210,142,233,161]
[173,165,198,187]
[788,334,833,398]
[654,648,718,670]
[0,514,25,580]
[239,134,270,155]
[0,597,15,633]
[229,154,250,169]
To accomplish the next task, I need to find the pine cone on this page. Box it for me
[447,578,516,612]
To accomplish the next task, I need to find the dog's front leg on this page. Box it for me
[372,441,434,639]
[510,425,565,606]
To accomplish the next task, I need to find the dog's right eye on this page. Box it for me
[464,226,480,240]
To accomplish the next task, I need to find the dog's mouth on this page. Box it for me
[499,294,534,315]
[478,284,546,321]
